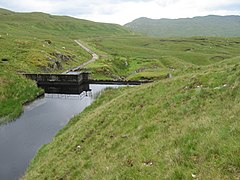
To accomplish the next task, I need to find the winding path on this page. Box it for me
[62,40,99,74]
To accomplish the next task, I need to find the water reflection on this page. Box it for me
[0,84,123,180]
[39,83,91,95]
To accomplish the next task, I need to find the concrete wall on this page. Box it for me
[23,72,89,86]
[39,84,91,94]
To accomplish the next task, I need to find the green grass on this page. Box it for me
[24,57,240,179]
[0,8,131,121]
[1,10,240,122]
[87,36,240,65]
[1,8,240,179]
[0,70,43,124]
[85,36,240,80]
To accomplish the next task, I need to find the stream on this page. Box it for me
[0,84,123,180]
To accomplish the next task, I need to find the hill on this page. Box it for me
[1,9,240,123]
[84,36,240,80]
[0,8,239,179]
[0,8,131,122]
[125,15,240,37]
[24,57,240,179]
[0,8,130,37]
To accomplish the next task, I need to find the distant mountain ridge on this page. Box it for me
[125,15,240,37]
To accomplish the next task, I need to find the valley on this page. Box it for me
[0,8,240,179]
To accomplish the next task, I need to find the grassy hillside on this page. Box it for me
[24,57,240,179]
[0,8,131,73]
[125,15,240,37]
[84,36,240,80]
[0,8,131,38]
[0,8,131,123]
[1,8,239,179]
[2,9,240,123]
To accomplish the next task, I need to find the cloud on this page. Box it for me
[0,0,239,25]
[154,0,180,7]
[207,1,240,11]
[1,0,57,12]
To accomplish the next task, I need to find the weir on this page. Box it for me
[23,72,90,86]
[23,72,153,86]
[39,83,91,95]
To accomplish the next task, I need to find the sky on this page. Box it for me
[0,0,239,25]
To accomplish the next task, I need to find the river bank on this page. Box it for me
[24,58,240,179]
[0,84,128,180]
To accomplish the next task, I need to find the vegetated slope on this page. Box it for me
[0,8,131,38]
[0,8,131,122]
[24,57,240,179]
[125,15,240,37]
[85,36,240,80]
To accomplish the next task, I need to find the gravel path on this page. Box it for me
[62,40,99,74]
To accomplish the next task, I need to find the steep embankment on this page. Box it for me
[24,57,240,179]
[125,15,240,37]
[0,8,131,122]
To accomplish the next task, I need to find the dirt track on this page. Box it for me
[62,40,99,74]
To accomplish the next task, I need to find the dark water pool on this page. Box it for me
[0,84,122,180]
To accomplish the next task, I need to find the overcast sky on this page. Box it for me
[0,0,239,25]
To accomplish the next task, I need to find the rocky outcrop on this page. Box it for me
[45,51,75,71]
[50,52,74,61]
